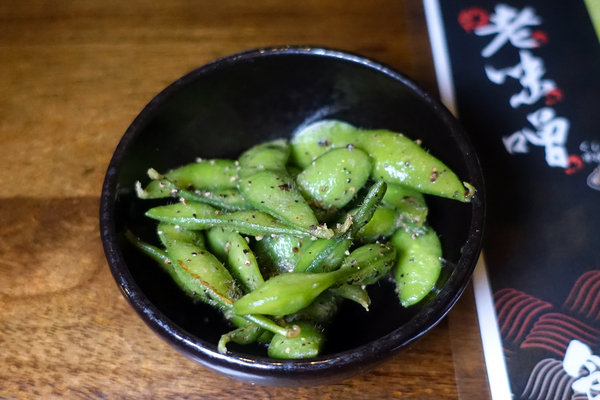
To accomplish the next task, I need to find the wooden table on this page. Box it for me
[0,1,491,398]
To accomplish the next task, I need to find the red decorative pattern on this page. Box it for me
[458,7,490,32]
[563,270,600,320]
[521,313,600,357]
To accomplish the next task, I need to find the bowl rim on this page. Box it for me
[100,45,485,380]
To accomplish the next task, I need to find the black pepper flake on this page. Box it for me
[317,139,331,146]
[242,249,249,254]
[278,183,292,191]
[429,167,438,182]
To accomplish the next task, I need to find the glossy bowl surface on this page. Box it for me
[100,46,485,386]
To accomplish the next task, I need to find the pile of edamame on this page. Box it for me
[128,120,475,359]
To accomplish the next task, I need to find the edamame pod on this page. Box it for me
[206,228,264,293]
[267,321,324,359]
[126,230,298,340]
[357,130,473,202]
[218,323,264,354]
[297,146,371,209]
[237,139,290,176]
[149,159,238,190]
[163,235,242,304]
[290,120,358,168]
[391,226,442,307]
[124,230,212,304]
[381,183,429,230]
[156,222,206,249]
[343,242,396,286]
[237,139,333,238]
[137,178,251,211]
[294,235,351,273]
[354,206,397,242]
[349,180,388,233]
[291,120,475,202]
[232,268,351,316]
[238,170,333,238]
[286,290,341,324]
[253,234,310,273]
[145,202,317,238]
[329,284,371,311]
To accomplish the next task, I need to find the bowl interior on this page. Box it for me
[101,47,484,383]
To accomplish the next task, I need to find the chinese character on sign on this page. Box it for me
[475,4,542,57]
[502,107,570,168]
[485,50,557,108]
[563,340,600,399]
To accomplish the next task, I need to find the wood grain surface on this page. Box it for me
[0,1,490,398]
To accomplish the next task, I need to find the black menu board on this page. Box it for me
[423,0,600,398]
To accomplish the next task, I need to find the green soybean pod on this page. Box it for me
[290,120,359,168]
[391,226,442,307]
[145,202,316,238]
[267,321,325,359]
[155,159,238,190]
[329,284,371,311]
[286,290,341,324]
[206,228,264,293]
[381,183,429,229]
[218,323,264,354]
[355,130,474,202]
[237,139,290,176]
[127,230,299,340]
[294,235,351,273]
[349,180,388,234]
[232,268,351,316]
[163,234,242,304]
[237,169,333,239]
[354,206,398,242]
[253,234,310,273]
[156,222,206,249]
[343,242,397,286]
[124,230,212,304]
[137,178,251,211]
[296,146,372,209]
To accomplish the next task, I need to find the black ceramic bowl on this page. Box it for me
[100,46,485,386]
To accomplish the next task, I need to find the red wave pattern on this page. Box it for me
[494,288,553,348]
[563,270,600,321]
[520,358,576,400]
[520,312,600,357]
